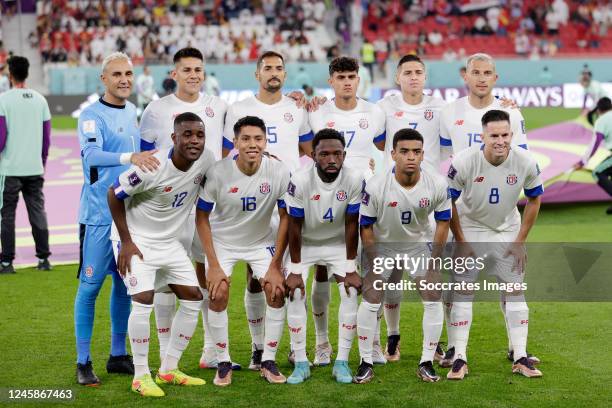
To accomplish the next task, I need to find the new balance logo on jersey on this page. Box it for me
[164,186,173,192]
[419,197,430,208]
[228,186,239,193]
[424,109,433,121]
[311,194,321,201]
[336,190,347,201]
[474,176,485,183]
[507,174,518,185]
[394,111,404,118]
[388,201,398,207]
[455,120,464,126]
[326,121,335,128]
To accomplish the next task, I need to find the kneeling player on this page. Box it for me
[108,113,213,397]
[445,109,543,379]
[284,129,363,384]
[196,116,289,386]
[354,129,451,384]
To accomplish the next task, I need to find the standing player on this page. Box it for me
[139,47,231,370]
[439,53,530,366]
[74,52,159,385]
[197,116,289,386]
[575,97,612,214]
[305,56,385,366]
[375,54,446,363]
[108,113,212,397]
[284,129,363,384]
[223,51,312,370]
[354,129,451,384]
[445,109,543,379]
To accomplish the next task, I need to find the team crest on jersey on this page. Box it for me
[128,172,142,186]
[359,118,369,129]
[336,190,347,201]
[287,182,296,196]
[284,113,294,123]
[507,174,518,185]
[129,276,138,287]
[447,165,457,180]
[194,174,203,185]
[419,197,430,208]
[260,182,271,194]
[85,266,93,278]
[424,109,434,121]
[205,106,214,117]
[361,191,370,205]
[394,111,404,118]
[326,121,335,128]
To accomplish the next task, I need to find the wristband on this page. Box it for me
[289,262,305,275]
[120,152,133,165]
[346,259,357,272]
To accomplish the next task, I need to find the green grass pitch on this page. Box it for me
[1,108,608,407]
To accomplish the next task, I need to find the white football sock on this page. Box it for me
[500,295,513,350]
[244,289,266,350]
[442,289,454,349]
[449,292,473,362]
[384,289,402,336]
[207,308,230,362]
[262,305,286,362]
[420,300,444,364]
[505,296,529,361]
[374,303,382,344]
[153,292,176,361]
[337,284,358,361]
[200,288,214,358]
[357,301,380,365]
[287,289,308,362]
[311,279,330,346]
[128,301,153,378]
[161,299,201,372]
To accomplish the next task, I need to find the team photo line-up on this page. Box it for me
[73,45,549,397]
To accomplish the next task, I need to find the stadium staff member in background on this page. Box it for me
[575,97,612,215]
[0,56,52,274]
[74,51,159,386]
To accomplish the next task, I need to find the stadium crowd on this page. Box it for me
[34,0,330,65]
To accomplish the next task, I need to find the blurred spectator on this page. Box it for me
[515,29,530,56]
[162,71,176,96]
[442,48,458,62]
[136,66,155,113]
[202,71,221,96]
[428,30,443,46]
[302,84,315,101]
[0,65,9,94]
[361,40,375,80]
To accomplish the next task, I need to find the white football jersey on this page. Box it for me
[112,148,215,244]
[439,96,528,154]
[309,98,386,175]
[360,168,451,242]
[447,146,543,232]
[224,95,312,171]
[198,155,290,249]
[377,93,446,173]
[140,93,228,160]
[286,164,363,246]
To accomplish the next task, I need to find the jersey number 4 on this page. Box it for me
[171,192,188,208]
[323,207,334,223]
[241,196,257,211]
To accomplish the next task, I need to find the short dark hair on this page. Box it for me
[329,56,359,76]
[234,116,266,137]
[481,109,510,127]
[596,97,612,113]
[173,47,203,64]
[174,112,204,129]
[8,56,29,82]
[392,128,423,149]
[312,128,346,151]
[256,51,284,70]
[397,54,425,69]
